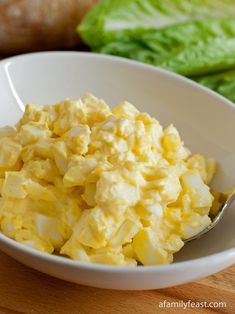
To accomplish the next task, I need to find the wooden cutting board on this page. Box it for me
[0,251,234,313]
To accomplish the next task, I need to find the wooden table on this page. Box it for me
[0,251,234,313]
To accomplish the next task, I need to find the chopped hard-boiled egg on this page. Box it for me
[0,93,217,266]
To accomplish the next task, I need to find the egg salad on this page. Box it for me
[0,93,217,266]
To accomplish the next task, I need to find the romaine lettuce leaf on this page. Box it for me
[141,17,235,61]
[160,37,235,76]
[79,0,235,49]
[97,17,235,68]
[78,0,235,101]
[195,70,235,102]
[98,40,161,64]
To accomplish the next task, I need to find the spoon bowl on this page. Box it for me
[185,192,235,243]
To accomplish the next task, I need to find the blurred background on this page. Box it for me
[0,0,97,57]
[1,0,235,102]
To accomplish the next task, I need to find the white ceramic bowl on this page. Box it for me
[0,52,234,290]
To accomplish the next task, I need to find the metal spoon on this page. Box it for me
[184,192,235,243]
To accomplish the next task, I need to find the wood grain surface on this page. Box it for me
[0,251,234,313]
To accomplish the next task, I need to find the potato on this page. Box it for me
[0,0,98,55]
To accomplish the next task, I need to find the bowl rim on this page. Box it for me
[0,50,235,110]
[0,51,234,272]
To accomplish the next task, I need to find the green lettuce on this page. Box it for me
[195,70,235,102]
[97,17,235,71]
[78,0,235,101]
[79,0,235,49]
[160,37,235,76]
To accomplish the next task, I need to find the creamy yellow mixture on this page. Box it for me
[0,93,216,266]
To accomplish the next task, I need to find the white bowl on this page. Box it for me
[0,52,234,290]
